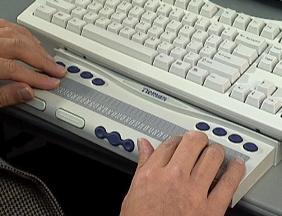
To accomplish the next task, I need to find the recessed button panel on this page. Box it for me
[92,78,105,86]
[67,65,80,73]
[196,122,210,131]
[80,71,94,79]
[213,127,227,136]
[55,109,85,128]
[95,126,135,152]
[26,97,46,111]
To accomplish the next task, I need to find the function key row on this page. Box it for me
[195,121,258,152]
[56,61,106,86]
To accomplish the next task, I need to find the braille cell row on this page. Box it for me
[56,61,105,86]
[195,121,258,152]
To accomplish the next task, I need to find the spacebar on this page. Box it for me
[81,24,158,64]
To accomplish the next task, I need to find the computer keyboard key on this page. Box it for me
[245,90,266,108]
[181,13,197,26]
[183,52,201,66]
[230,84,251,102]
[87,2,103,13]
[83,12,99,23]
[233,14,251,31]
[72,7,88,19]
[191,30,209,45]
[269,44,282,61]
[246,19,265,35]
[141,10,157,24]
[258,54,278,72]
[147,26,163,37]
[123,17,138,28]
[128,6,145,19]
[166,20,182,33]
[157,41,174,54]
[218,39,237,53]
[105,0,121,10]
[34,5,57,22]
[233,44,258,65]
[99,6,115,18]
[221,27,238,41]
[75,0,92,8]
[135,21,151,33]
[261,23,280,40]
[153,15,170,28]
[199,46,216,58]
[132,0,147,7]
[235,32,267,55]
[207,23,224,36]
[160,31,176,43]
[52,11,71,28]
[95,17,111,29]
[170,47,187,59]
[174,0,189,10]
[107,22,123,33]
[187,0,205,14]
[197,57,240,83]
[214,51,248,74]
[119,27,136,39]
[203,73,231,93]
[178,25,195,39]
[261,97,282,114]
[219,9,237,26]
[200,3,218,18]
[153,53,174,71]
[186,66,209,85]
[173,35,190,48]
[194,17,211,31]
[144,0,160,12]
[204,35,223,50]
[116,1,132,13]
[186,41,203,53]
[66,17,86,34]
[169,60,191,78]
[82,24,158,64]
[169,7,185,22]
[256,80,277,96]
[144,36,161,49]
[132,31,149,44]
[273,60,282,76]
[46,0,76,14]
[156,3,172,16]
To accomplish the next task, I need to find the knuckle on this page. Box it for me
[136,168,154,183]
[3,59,17,76]
[0,90,10,108]
[13,38,25,49]
[168,165,185,180]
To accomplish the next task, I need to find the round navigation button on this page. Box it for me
[95,126,107,139]
[107,132,122,146]
[122,139,135,152]
[228,134,243,143]
[212,127,227,136]
[92,78,105,86]
[196,122,210,131]
[80,71,94,79]
[67,66,80,73]
[243,143,258,152]
[56,61,65,67]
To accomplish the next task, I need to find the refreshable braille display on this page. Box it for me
[12,0,282,207]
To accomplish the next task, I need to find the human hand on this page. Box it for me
[120,131,245,216]
[0,19,66,108]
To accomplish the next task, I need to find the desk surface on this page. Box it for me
[0,0,282,215]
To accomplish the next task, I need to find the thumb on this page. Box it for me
[137,138,154,169]
[0,82,34,108]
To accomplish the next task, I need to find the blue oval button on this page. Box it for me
[122,139,135,152]
[80,71,94,79]
[95,126,107,139]
[67,66,80,73]
[228,134,243,143]
[92,78,105,86]
[107,132,122,146]
[196,122,210,131]
[243,143,258,152]
[56,61,65,67]
[213,127,227,136]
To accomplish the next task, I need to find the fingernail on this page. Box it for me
[56,64,66,75]
[18,87,33,101]
[49,77,61,85]
[235,157,245,165]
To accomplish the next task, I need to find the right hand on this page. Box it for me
[0,19,66,108]
[120,131,245,216]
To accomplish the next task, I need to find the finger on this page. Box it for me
[143,136,182,169]
[0,38,66,78]
[208,158,245,214]
[0,58,60,90]
[137,138,154,169]
[168,131,209,173]
[0,82,34,108]
[190,144,225,194]
[0,19,40,44]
